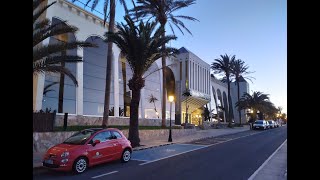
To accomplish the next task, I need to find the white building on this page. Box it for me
[33,0,249,126]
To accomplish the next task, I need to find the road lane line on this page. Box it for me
[139,145,209,165]
[91,171,118,179]
[247,139,287,180]
[178,143,211,147]
[139,130,267,166]
[130,158,148,161]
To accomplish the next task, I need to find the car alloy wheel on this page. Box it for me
[73,157,87,174]
[121,149,131,163]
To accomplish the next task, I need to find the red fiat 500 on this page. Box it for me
[42,128,132,174]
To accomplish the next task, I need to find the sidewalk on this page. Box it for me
[249,139,287,180]
[33,125,250,168]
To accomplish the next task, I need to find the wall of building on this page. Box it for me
[209,77,228,122]
[230,81,250,124]
[54,114,174,126]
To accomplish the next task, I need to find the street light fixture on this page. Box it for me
[168,95,174,142]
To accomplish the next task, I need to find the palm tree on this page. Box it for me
[104,15,177,147]
[263,102,278,119]
[148,94,159,118]
[236,91,271,121]
[230,59,254,125]
[130,0,199,127]
[277,106,283,114]
[33,0,94,85]
[211,54,235,127]
[73,0,132,128]
[182,89,191,125]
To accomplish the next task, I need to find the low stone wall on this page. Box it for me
[55,115,172,126]
[33,129,197,153]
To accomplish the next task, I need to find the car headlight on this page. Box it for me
[61,152,70,158]
[61,159,69,163]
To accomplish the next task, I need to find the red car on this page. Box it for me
[42,128,132,174]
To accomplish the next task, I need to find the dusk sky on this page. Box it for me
[70,0,287,114]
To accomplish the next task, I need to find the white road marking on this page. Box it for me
[139,145,209,165]
[247,139,287,180]
[91,171,118,179]
[139,130,266,166]
[130,158,148,161]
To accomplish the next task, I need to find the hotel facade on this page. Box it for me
[33,0,250,126]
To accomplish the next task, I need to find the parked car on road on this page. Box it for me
[253,120,268,130]
[265,120,270,129]
[274,121,279,128]
[268,120,276,128]
[42,128,132,174]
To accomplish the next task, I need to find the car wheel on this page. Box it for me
[121,149,131,163]
[73,157,88,174]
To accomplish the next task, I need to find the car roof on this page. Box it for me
[82,128,121,133]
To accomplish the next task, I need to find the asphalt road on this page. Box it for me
[33,126,287,180]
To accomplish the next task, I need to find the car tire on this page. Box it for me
[73,157,88,174]
[121,149,131,163]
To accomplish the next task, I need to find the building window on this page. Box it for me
[42,18,76,114]
[83,36,114,116]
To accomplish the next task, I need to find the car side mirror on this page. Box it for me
[92,139,100,146]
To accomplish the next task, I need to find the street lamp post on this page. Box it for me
[168,95,174,142]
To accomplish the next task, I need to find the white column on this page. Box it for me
[205,69,207,94]
[195,64,198,91]
[188,60,191,89]
[157,60,163,119]
[141,88,145,119]
[33,37,51,111]
[190,61,192,89]
[76,48,84,115]
[208,69,210,94]
[201,67,204,93]
[33,74,45,111]
[113,50,120,117]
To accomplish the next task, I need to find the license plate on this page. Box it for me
[45,159,53,164]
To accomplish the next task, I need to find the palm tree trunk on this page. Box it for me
[128,87,141,147]
[128,76,144,147]
[227,75,232,127]
[236,81,242,125]
[58,52,66,113]
[161,24,166,128]
[102,0,116,128]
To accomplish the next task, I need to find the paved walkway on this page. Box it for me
[250,139,287,180]
[33,125,287,180]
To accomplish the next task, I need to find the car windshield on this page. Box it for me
[63,130,95,145]
[255,121,263,124]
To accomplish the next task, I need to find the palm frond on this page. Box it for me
[33,65,78,86]
[33,0,56,24]
[104,15,177,80]
[43,81,59,96]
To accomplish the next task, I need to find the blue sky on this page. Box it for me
[70,0,287,114]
